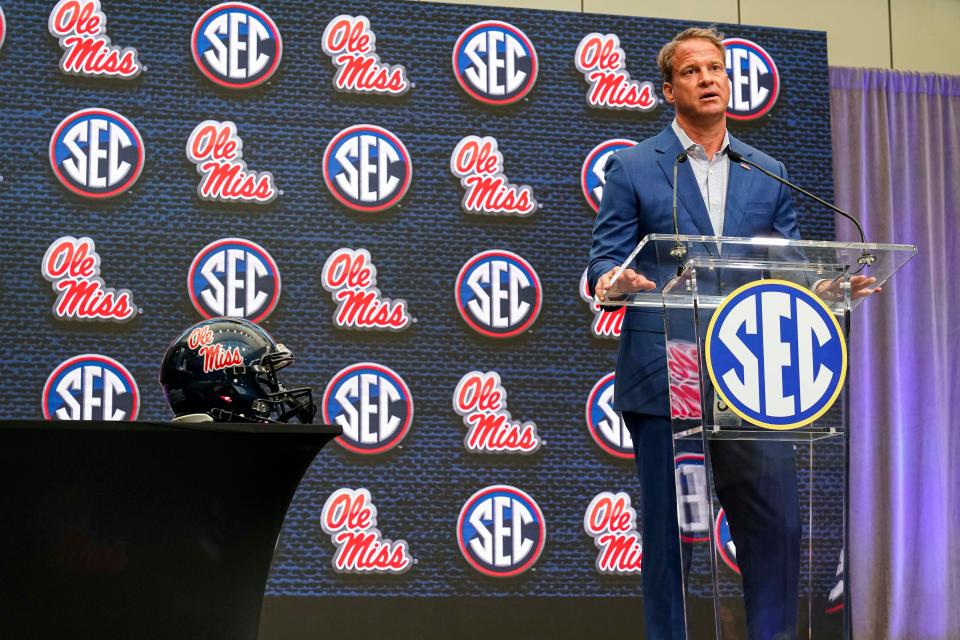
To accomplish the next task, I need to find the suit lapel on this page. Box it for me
[654,128,717,254]
[722,135,756,239]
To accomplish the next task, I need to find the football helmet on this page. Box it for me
[159,317,315,423]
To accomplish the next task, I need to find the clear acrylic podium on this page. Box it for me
[603,234,915,639]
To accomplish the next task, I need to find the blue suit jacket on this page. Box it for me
[588,125,800,415]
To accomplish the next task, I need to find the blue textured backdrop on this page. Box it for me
[0,0,837,600]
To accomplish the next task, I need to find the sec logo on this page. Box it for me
[455,250,541,339]
[675,453,710,543]
[585,372,633,459]
[705,279,847,430]
[723,38,779,121]
[452,20,537,106]
[192,2,281,89]
[580,139,637,214]
[322,362,413,455]
[457,485,545,578]
[49,108,144,199]
[714,508,740,574]
[323,124,412,212]
[42,354,139,421]
[188,238,281,323]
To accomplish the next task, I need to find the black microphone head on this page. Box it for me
[676,151,688,164]
[727,148,743,163]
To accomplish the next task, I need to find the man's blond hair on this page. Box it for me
[657,27,726,83]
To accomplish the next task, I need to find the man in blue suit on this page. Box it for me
[588,27,803,640]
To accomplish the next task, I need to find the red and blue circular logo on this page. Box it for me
[723,38,780,121]
[585,372,632,459]
[49,108,144,199]
[457,485,546,578]
[714,508,740,574]
[188,238,281,324]
[192,2,282,89]
[323,124,412,213]
[455,250,541,339]
[322,362,413,455]
[452,21,538,106]
[580,139,637,214]
[42,354,139,421]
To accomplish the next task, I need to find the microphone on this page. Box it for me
[726,149,875,265]
[671,151,688,261]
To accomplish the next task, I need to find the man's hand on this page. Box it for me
[596,267,656,302]
[815,275,882,301]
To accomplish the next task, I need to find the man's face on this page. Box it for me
[663,38,730,125]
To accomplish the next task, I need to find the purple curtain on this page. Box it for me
[830,67,960,639]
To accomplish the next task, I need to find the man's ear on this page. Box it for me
[663,81,674,105]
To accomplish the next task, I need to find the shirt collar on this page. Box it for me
[671,118,730,157]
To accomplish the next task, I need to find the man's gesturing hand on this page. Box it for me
[595,268,657,302]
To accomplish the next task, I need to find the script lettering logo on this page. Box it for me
[321,248,411,331]
[453,371,541,454]
[583,492,642,574]
[186,120,277,204]
[48,0,142,78]
[575,33,656,111]
[322,488,414,574]
[41,236,138,322]
[450,135,537,216]
[322,15,409,95]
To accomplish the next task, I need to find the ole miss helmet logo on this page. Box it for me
[323,124,412,212]
[715,508,740,574]
[581,139,637,214]
[322,363,413,455]
[583,491,642,574]
[321,488,415,574]
[723,38,780,121]
[450,135,538,216]
[188,238,281,323]
[322,15,409,96]
[675,453,710,543]
[705,280,847,430]
[452,21,537,106]
[48,0,143,79]
[192,2,281,89]
[585,372,633,459]
[42,354,139,421]
[42,236,138,322]
[455,250,541,339]
[574,33,656,111]
[457,485,545,578]
[49,108,144,199]
[579,267,623,338]
[186,120,278,204]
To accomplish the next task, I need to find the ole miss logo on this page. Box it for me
[188,238,281,323]
[321,488,414,574]
[583,491,642,575]
[321,248,411,331]
[192,2,281,89]
[580,139,637,214]
[579,267,623,338]
[42,354,139,421]
[455,250,541,339]
[723,38,780,121]
[453,371,541,454]
[42,236,138,322]
[49,108,144,199]
[574,33,656,111]
[322,15,409,96]
[452,21,537,106]
[457,485,545,578]
[48,0,143,79]
[450,135,537,216]
[323,124,412,212]
[705,280,847,430]
[186,120,278,204]
[322,363,413,455]
[675,453,710,543]
[585,373,633,459]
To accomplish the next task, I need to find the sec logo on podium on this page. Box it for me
[705,279,847,430]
